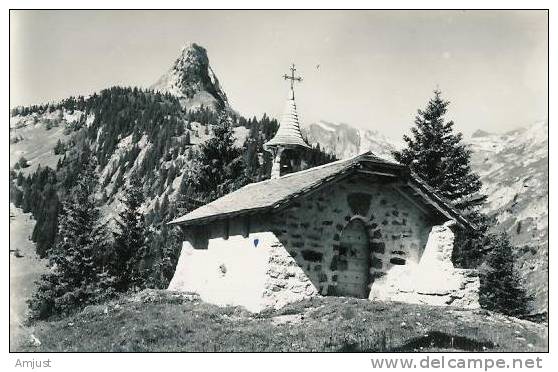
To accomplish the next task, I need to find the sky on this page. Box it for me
[10,10,548,139]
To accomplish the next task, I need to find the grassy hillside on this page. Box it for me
[15,290,547,352]
[9,203,48,350]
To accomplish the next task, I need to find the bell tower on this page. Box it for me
[264,64,310,179]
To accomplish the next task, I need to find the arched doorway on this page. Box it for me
[334,219,371,298]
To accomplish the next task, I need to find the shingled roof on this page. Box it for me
[264,89,310,150]
[169,152,473,229]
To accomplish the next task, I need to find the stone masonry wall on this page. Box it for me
[369,221,480,309]
[263,174,435,301]
[261,235,320,309]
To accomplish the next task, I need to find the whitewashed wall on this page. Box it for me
[168,231,272,311]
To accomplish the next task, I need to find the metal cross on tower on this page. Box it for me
[283,63,303,92]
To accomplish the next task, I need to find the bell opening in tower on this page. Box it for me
[279,148,304,176]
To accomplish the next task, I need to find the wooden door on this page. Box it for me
[335,219,370,298]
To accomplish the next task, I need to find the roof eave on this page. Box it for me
[263,141,311,151]
[406,177,475,230]
[168,205,270,227]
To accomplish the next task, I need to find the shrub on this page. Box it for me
[17,156,29,169]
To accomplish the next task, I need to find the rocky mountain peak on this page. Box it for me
[151,42,228,112]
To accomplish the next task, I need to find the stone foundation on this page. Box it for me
[261,235,319,309]
[369,221,480,309]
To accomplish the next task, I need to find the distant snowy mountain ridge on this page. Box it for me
[304,120,402,161]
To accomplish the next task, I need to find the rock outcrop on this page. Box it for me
[151,43,229,112]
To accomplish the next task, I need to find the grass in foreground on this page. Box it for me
[15,290,548,352]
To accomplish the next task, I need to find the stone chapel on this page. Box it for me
[168,65,480,311]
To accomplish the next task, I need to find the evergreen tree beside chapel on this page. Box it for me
[28,158,115,320]
[112,173,149,292]
[144,224,183,289]
[393,89,531,317]
[187,111,248,202]
[393,89,486,213]
[479,234,531,317]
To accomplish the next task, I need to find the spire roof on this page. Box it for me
[264,88,311,150]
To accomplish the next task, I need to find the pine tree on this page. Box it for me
[160,193,170,219]
[394,89,531,317]
[53,139,65,155]
[393,89,486,212]
[16,172,24,186]
[145,224,182,289]
[479,234,531,317]
[112,173,149,292]
[29,158,114,319]
[188,110,247,201]
[244,140,261,182]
